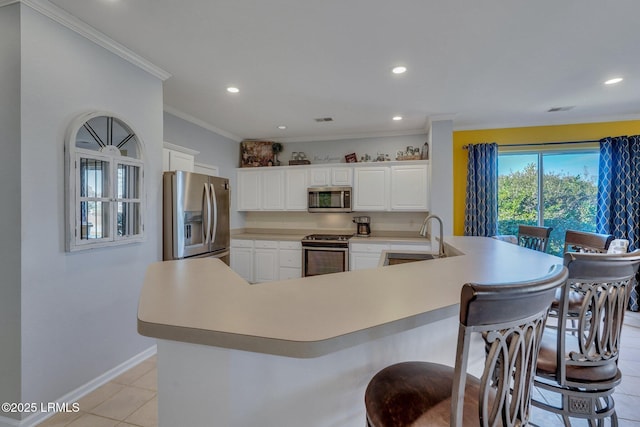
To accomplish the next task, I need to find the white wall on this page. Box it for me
[18,4,162,410]
[163,112,244,229]
[429,119,454,234]
[0,3,22,420]
[245,211,427,234]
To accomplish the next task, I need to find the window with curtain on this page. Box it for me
[497,148,599,256]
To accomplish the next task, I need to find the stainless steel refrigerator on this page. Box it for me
[163,171,230,264]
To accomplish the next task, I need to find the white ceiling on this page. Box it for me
[48,0,640,142]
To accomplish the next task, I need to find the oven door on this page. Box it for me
[302,246,349,277]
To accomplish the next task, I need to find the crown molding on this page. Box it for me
[163,105,243,142]
[3,0,171,81]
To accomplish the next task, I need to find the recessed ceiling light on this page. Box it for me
[392,66,407,75]
[604,77,623,85]
[226,86,240,93]
[277,125,287,130]
[392,116,403,121]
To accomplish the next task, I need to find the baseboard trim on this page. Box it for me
[1,345,157,427]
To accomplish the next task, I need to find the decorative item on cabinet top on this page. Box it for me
[240,140,281,167]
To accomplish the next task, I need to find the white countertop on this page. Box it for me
[138,236,561,357]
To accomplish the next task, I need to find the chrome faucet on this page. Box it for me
[419,214,445,258]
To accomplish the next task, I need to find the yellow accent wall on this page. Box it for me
[452,120,640,235]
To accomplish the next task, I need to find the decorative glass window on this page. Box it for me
[66,112,145,251]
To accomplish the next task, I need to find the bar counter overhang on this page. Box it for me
[138,236,561,426]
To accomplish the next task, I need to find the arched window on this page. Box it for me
[65,112,145,251]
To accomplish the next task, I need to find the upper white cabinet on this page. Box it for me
[261,169,285,210]
[237,168,286,211]
[163,142,198,172]
[194,162,220,176]
[308,167,353,187]
[308,168,330,187]
[236,161,428,212]
[237,169,261,211]
[332,167,353,186]
[285,168,308,211]
[390,164,429,211]
[353,166,389,211]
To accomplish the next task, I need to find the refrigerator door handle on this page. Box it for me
[203,182,212,244]
[210,183,218,243]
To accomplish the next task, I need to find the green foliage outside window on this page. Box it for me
[497,162,597,256]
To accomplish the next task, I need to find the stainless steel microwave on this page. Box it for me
[307,186,352,212]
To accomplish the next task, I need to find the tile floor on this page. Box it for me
[38,356,157,427]
[39,312,640,427]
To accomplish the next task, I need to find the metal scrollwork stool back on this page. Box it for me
[533,250,640,427]
[364,265,567,427]
[518,225,553,253]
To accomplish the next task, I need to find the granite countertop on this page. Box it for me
[138,236,561,358]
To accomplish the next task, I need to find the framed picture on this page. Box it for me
[240,140,275,167]
[345,153,358,163]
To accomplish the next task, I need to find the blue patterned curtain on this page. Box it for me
[464,143,498,237]
[596,135,640,311]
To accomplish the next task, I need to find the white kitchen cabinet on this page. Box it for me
[332,167,353,186]
[389,242,432,252]
[230,239,254,282]
[353,166,389,211]
[237,169,261,211]
[390,164,429,211]
[163,142,198,172]
[237,168,285,211]
[236,161,428,212]
[261,169,285,210]
[308,168,331,187]
[279,241,302,280]
[193,162,220,176]
[285,168,308,211]
[349,240,432,271]
[349,242,390,271]
[308,167,353,187]
[254,240,279,283]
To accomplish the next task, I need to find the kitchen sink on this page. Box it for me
[379,251,440,266]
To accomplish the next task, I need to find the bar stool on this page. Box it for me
[563,229,613,254]
[533,250,640,426]
[517,225,553,253]
[550,230,615,331]
[364,265,567,427]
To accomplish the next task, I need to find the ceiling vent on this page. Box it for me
[314,117,334,122]
[547,106,575,112]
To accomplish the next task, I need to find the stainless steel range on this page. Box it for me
[301,234,353,277]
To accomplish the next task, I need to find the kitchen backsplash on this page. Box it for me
[243,211,428,233]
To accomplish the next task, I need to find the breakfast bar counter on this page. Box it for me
[138,236,560,426]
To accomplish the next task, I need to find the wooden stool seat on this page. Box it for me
[365,362,485,427]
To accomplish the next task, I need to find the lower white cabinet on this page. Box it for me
[349,242,391,271]
[230,239,302,283]
[278,241,302,280]
[349,241,432,271]
[230,239,254,282]
[254,240,279,283]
